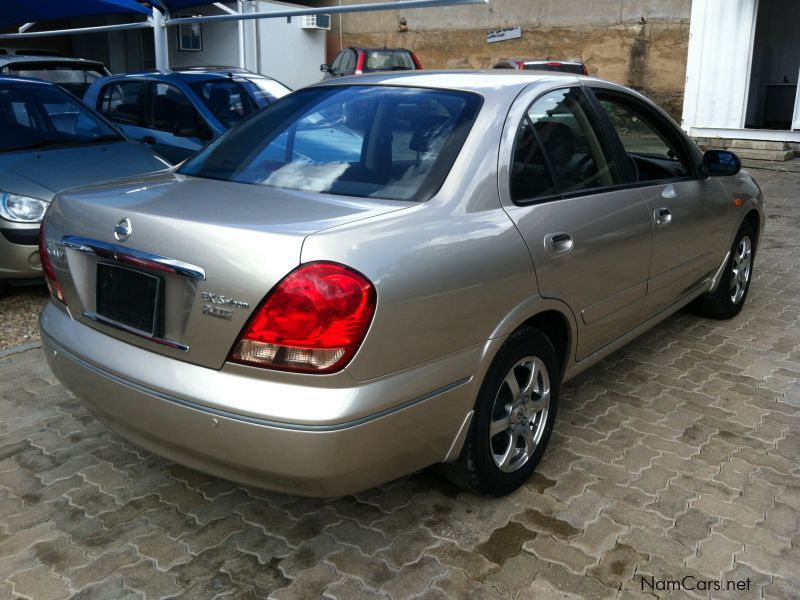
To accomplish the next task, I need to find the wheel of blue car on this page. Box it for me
[443,327,559,496]
[695,220,756,319]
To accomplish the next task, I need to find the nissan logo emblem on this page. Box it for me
[114,218,132,242]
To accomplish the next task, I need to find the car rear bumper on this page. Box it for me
[41,302,483,496]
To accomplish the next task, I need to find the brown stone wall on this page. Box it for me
[341,21,689,119]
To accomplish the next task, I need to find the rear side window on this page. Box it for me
[180,85,482,202]
[364,51,415,72]
[98,81,146,126]
[511,87,621,202]
[523,63,585,74]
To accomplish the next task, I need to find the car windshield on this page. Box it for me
[7,64,104,97]
[246,78,291,106]
[179,85,482,202]
[364,50,415,72]
[189,79,260,128]
[0,81,121,153]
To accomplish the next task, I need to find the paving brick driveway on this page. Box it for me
[1,168,798,599]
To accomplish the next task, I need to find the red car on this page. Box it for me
[322,47,422,77]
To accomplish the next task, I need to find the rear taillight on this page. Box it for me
[412,52,423,69]
[38,223,65,305]
[581,64,589,75]
[229,262,376,374]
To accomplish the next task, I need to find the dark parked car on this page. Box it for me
[0,77,169,293]
[0,56,110,97]
[494,59,588,75]
[322,47,422,77]
[84,69,291,164]
[40,71,762,497]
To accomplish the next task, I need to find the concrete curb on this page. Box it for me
[0,341,42,358]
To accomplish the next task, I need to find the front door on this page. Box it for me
[499,85,653,361]
[590,87,731,316]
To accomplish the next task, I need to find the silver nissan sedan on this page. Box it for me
[40,71,763,497]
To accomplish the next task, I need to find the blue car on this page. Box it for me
[84,68,291,164]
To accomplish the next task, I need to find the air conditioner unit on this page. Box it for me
[301,14,331,30]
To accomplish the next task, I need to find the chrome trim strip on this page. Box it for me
[62,236,206,281]
[81,311,189,352]
[42,330,470,432]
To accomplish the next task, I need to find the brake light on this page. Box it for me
[412,52,423,69]
[544,62,563,67]
[581,64,589,75]
[229,262,376,373]
[38,223,65,305]
[355,52,365,75]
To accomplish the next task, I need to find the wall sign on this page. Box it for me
[487,26,522,44]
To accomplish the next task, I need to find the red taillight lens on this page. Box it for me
[581,65,589,75]
[38,223,65,305]
[229,262,376,373]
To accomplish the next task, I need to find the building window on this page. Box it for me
[177,18,202,52]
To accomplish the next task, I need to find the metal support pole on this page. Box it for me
[152,7,170,72]
[0,20,152,40]
[167,0,488,26]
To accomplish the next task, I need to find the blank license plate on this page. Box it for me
[96,263,162,335]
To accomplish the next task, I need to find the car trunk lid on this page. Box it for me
[46,171,411,369]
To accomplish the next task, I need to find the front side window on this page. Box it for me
[179,85,482,202]
[148,82,204,134]
[594,90,691,182]
[0,82,120,152]
[511,87,620,202]
[341,50,357,75]
[98,81,146,126]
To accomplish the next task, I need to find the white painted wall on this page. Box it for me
[681,0,759,131]
[244,1,327,90]
[167,3,241,69]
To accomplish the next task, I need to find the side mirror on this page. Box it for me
[701,149,741,177]
[320,64,330,72]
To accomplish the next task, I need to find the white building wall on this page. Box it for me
[250,1,327,90]
[167,4,240,69]
[681,0,758,131]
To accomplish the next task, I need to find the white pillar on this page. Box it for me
[152,7,170,72]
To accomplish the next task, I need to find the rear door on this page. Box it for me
[499,84,653,361]
[588,86,730,316]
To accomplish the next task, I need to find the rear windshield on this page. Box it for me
[179,85,482,202]
[524,63,585,74]
[7,64,104,97]
[364,51,415,72]
[0,81,121,152]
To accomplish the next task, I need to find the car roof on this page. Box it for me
[309,69,588,95]
[347,47,415,53]
[101,69,277,84]
[0,75,55,87]
[0,55,105,66]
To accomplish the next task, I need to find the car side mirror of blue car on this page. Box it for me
[701,149,741,177]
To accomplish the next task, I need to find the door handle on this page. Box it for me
[654,207,672,227]
[544,232,573,257]
[142,135,156,145]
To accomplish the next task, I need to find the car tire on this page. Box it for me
[694,221,756,320]
[442,327,559,496]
